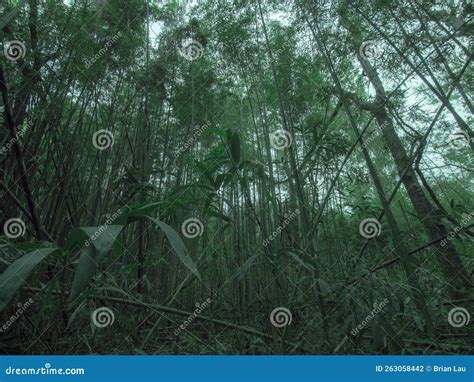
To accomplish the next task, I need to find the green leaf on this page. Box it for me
[147,217,201,280]
[316,278,331,295]
[227,253,259,283]
[114,202,162,225]
[207,128,227,139]
[69,225,123,300]
[0,247,57,311]
[267,191,278,212]
[287,251,315,271]
[195,160,215,186]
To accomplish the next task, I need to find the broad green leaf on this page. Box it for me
[0,247,57,311]
[147,217,201,280]
[114,202,161,225]
[69,225,123,300]
[64,227,89,251]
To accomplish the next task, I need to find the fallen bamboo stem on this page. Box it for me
[24,287,308,352]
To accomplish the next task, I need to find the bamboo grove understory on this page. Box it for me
[0,0,473,355]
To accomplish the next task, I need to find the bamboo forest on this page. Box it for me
[0,0,472,356]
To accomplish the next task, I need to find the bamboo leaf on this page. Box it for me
[0,247,57,311]
[69,225,123,300]
[147,217,201,280]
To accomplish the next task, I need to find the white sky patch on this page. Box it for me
[269,10,292,26]
[149,20,164,46]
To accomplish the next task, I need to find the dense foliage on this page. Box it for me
[0,0,472,355]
